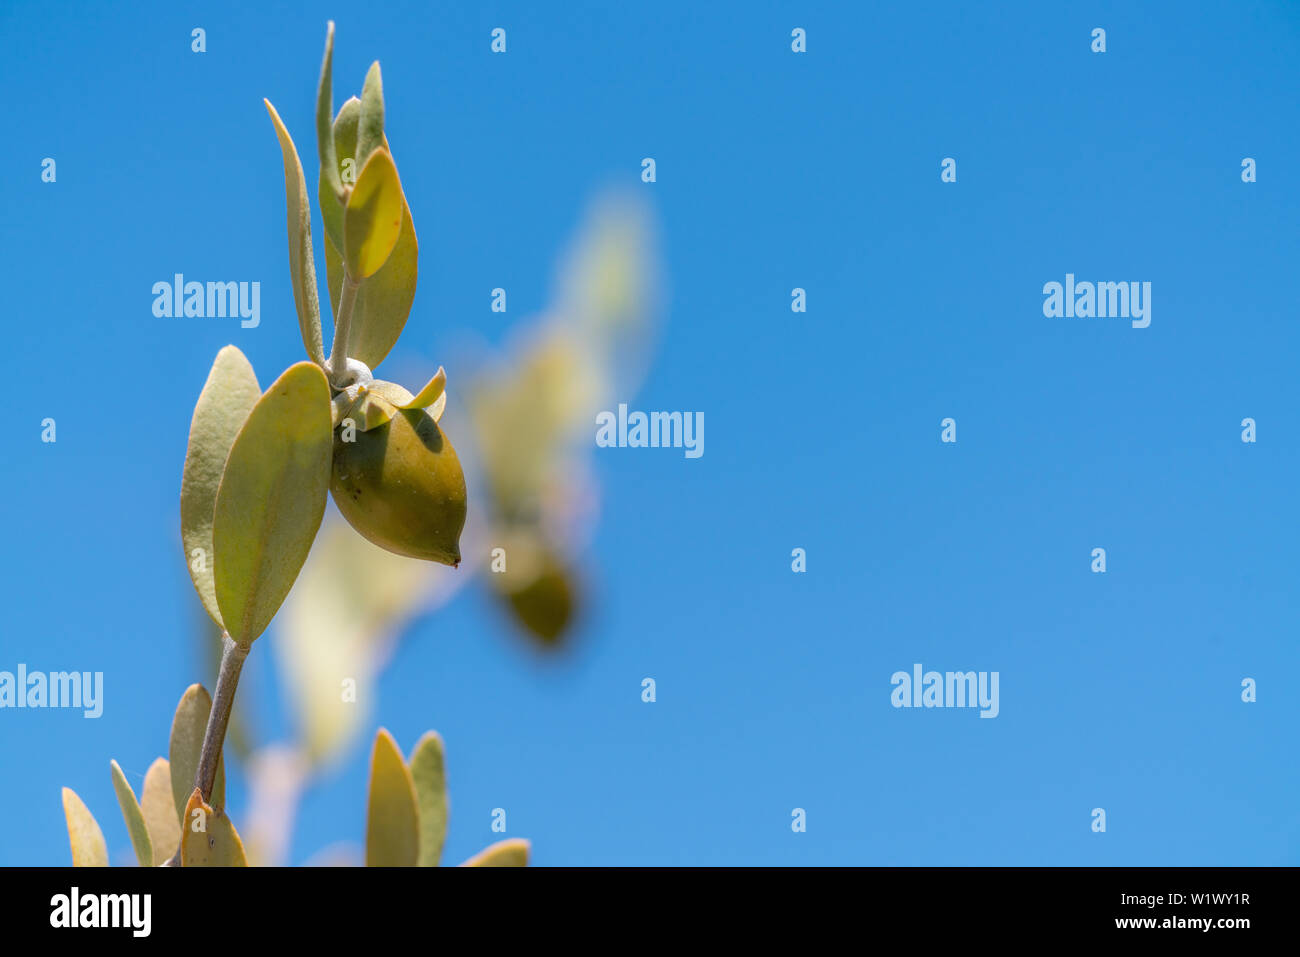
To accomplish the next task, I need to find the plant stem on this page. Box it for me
[329,273,360,385]
[164,633,249,866]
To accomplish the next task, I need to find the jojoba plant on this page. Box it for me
[58,24,521,866]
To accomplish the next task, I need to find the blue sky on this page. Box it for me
[1,0,1298,865]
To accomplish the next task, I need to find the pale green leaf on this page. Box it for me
[365,728,419,866]
[343,147,404,281]
[140,758,179,866]
[316,22,341,204]
[180,789,248,867]
[356,61,385,169]
[409,731,448,866]
[168,684,226,822]
[181,346,260,631]
[109,760,152,867]
[213,362,333,644]
[318,96,359,256]
[461,838,530,867]
[265,99,327,365]
[62,787,108,867]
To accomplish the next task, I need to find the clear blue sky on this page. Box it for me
[2,0,1297,866]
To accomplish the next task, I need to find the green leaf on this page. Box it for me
[409,731,448,866]
[399,367,446,410]
[168,684,225,822]
[213,362,333,644]
[461,838,530,867]
[365,728,419,866]
[324,108,418,369]
[180,789,248,867]
[140,758,179,866]
[62,787,108,867]
[265,99,327,365]
[343,148,404,281]
[356,61,385,169]
[109,760,152,867]
[318,96,359,255]
[181,346,261,632]
[316,22,342,205]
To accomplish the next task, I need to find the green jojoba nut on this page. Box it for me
[331,406,467,566]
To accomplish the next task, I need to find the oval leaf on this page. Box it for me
[213,361,333,644]
[140,758,180,866]
[356,61,385,170]
[265,99,327,365]
[181,346,261,632]
[109,760,152,867]
[168,684,226,822]
[180,789,248,867]
[62,787,108,867]
[409,731,448,867]
[318,96,359,256]
[461,838,530,868]
[365,728,419,866]
[343,148,404,281]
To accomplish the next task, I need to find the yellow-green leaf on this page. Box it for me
[265,99,327,366]
[140,758,179,866]
[343,148,404,281]
[168,684,225,822]
[62,787,108,867]
[461,838,530,867]
[213,362,333,644]
[180,789,248,867]
[400,367,446,410]
[324,109,418,369]
[318,96,359,256]
[181,346,261,631]
[365,728,419,866]
[356,61,385,169]
[109,760,152,867]
[409,731,448,866]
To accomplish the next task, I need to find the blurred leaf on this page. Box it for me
[168,684,225,822]
[461,838,530,867]
[276,519,435,766]
[264,100,326,366]
[62,787,108,867]
[180,789,248,867]
[213,362,333,644]
[316,22,342,208]
[139,758,179,866]
[181,346,261,631]
[400,367,446,410]
[356,61,385,168]
[343,147,404,281]
[408,731,448,866]
[491,532,577,647]
[365,728,418,866]
[324,108,417,369]
[109,760,152,867]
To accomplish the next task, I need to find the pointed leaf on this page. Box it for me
[62,788,108,867]
[109,761,152,867]
[343,148,404,280]
[265,99,327,365]
[356,61,385,168]
[461,838,530,867]
[213,362,333,644]
[324,114,417,369]
[140,758,180,866]
[180,789,248,867]
[409,731,448,866]
[399,367,446,410]
[181,346,261,631]
[319,97,359,256]
[169,684,226,822]
[365,728,419,866]
[316,22,342,203]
